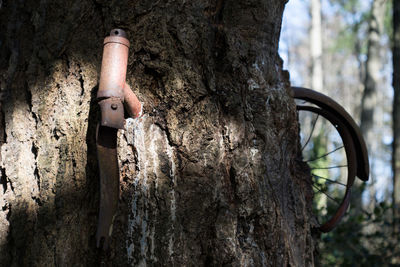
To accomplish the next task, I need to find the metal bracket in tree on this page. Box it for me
[96,29,142,250]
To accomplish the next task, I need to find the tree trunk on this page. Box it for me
[393,0,400,228]
[0,0,315,266]
[359,0,386,204]
[361,0,386,139]
[310,0,323,93]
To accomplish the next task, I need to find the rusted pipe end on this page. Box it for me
[123,83,142,119]
[110,29,127,38]
[103,29,130,47]
[98,29,130,100]
[103,36,130,48]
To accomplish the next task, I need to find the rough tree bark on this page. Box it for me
[393,0,400,228]
[0,0,315,266]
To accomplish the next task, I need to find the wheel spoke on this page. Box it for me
[312,184,341,206]
[311,165,347,170]
[301,114,320,151]
[312,173,347,186]
[306,146,344,162]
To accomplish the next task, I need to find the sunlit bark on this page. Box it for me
[0,0,315,265]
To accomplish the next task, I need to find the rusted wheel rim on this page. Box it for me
[292,87,369,181]
[297,105,357,232]
[292,86,369,231]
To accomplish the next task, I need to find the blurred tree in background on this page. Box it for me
[392,0,400,233]
[281,0,399,265]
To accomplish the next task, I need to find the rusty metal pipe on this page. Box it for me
[96,29,142,250]
[123,83,142,118]
[98,29,130,99]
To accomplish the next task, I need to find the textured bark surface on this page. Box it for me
[0,0,315,266]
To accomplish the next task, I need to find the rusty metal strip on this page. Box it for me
[292,86,369,181]
[96,125,119,249]
[96,29,142,250]
[320,189,352,232]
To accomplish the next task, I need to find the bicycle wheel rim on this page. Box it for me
[297,105,357,232]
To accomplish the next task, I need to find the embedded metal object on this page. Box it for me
[96,125,119,249]
[98,98,125,129]
[123,83,142,118]
[98,29,130,100]
[96,29,142,250]
[292,86,369,232]
[297,105,356,232]
[292,87,369,181]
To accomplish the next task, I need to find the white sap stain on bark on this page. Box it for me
[147,124,162,262]
[126,119,166,265]
[150,224,156,262]
[247,78,260,91]
[139,210,148,267]
[126,118,149,266]
[149,124,159,189]
[166,136,176,258]
[252,62,260,71]
[260,251,267,267]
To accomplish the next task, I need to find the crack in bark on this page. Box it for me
[1,167,7,193]
[28,74,41,194]
[0,167,14,195]
[0,108,5,166]
[71,157,78,187]
[153,121,179,149]
[77,63,85,97]
[228,166,239,204]
[31,142,41,196]
[91,0,106,34]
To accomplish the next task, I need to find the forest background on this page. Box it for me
[279,0,399,265]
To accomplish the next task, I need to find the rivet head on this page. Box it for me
[111,103,118,110]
